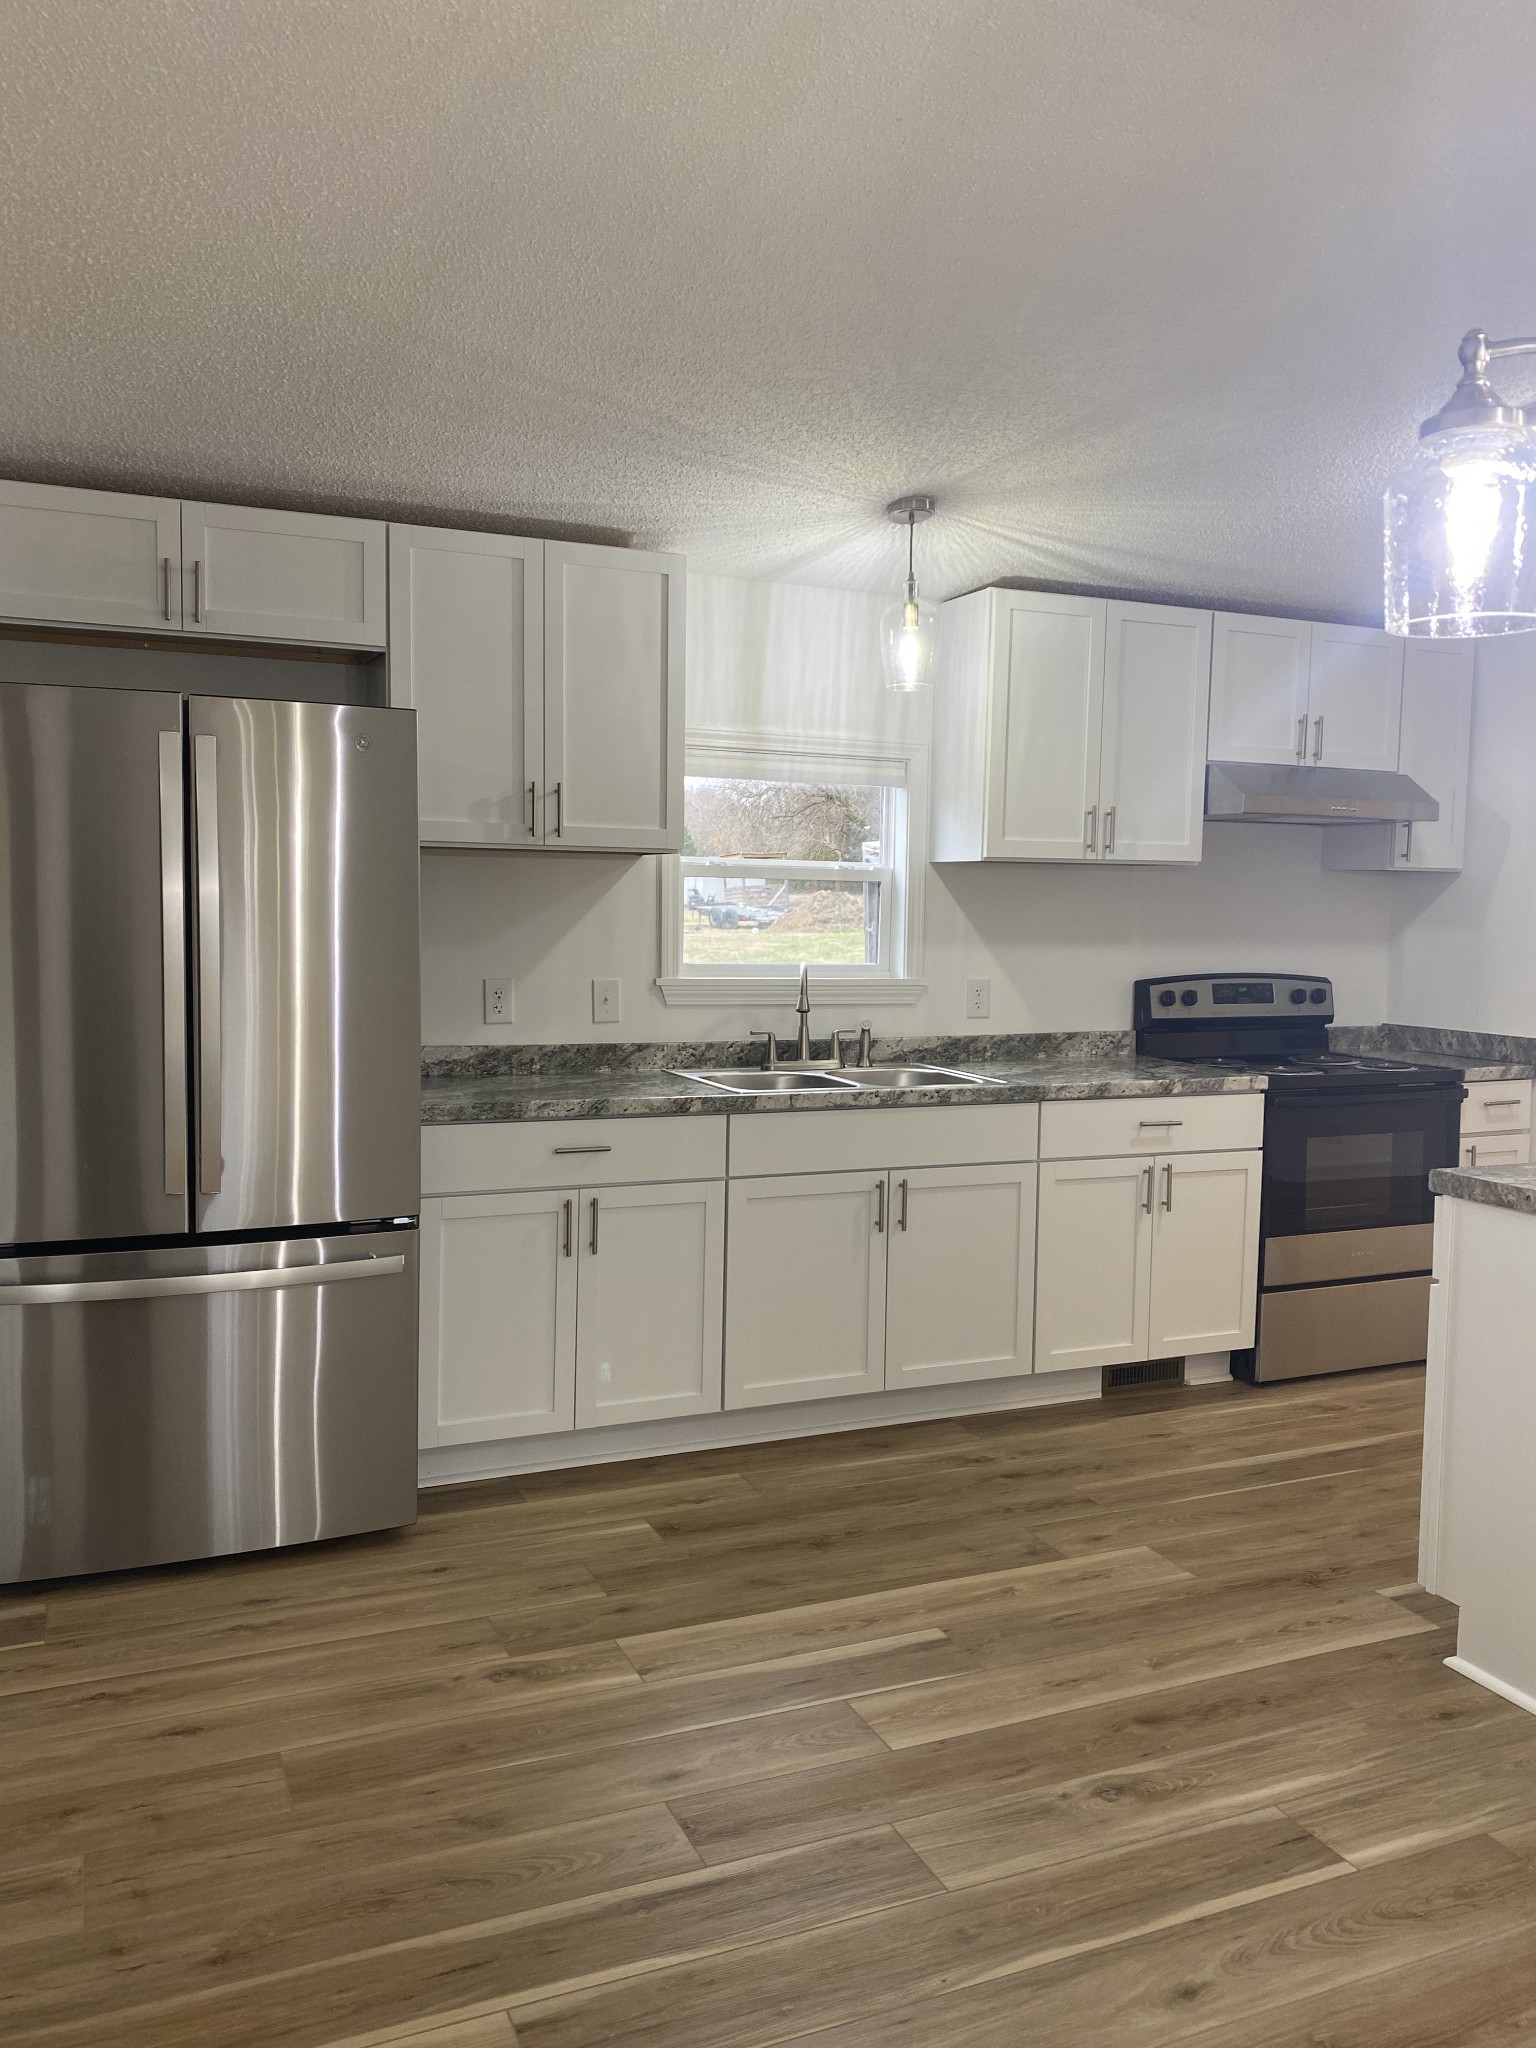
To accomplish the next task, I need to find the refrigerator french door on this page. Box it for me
[0,680,421,1583]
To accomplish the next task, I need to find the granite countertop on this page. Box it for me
[1430,1162,1536,1214]
[1330,1025,1536,1084]
[421,1036,1268,1125]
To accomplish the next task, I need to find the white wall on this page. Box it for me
[1389,635,1536,1036]
[421,574,1397,1045]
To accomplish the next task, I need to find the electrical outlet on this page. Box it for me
[592,978,621,1023]
[965,978,992,1020]
[483,977,513,1025]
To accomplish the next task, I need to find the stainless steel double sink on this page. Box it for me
[673,1064,1004,1096]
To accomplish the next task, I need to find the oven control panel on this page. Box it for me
[1133,974,1333,1025]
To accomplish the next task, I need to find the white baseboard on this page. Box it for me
[418,1364,1109,1488]
[1185,1351,1234,1386]
[1445,1655,1536,1719]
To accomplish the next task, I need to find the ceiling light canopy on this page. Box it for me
[1386,329,1536,637]
[881,495,938,691]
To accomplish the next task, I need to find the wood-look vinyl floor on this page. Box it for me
[4,1366,1536,2045]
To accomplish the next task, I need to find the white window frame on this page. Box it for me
[657,727,928,1007]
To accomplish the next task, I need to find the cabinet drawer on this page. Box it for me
[423,1116,727,1195]
[1460,1134,1530,1171]
[1039,1092,1264,1160]
[727,1103,1040,1178]
[1461,1082,1532,1137]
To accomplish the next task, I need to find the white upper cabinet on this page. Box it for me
[1208,613,1404,772]
[544,542,684,852]
[986,590,1105,860]
[389,528,544,846]
[182,503,386,648]
[1305,622,1403,771]
[0,480,182,631]
[390,527,684,855]
[933,588,1210,865]
[1099,602,1212,864]
[1207,613,1312,764]
[0,479,385,647]
[1323,637,1475,875]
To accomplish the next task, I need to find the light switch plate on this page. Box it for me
[592,978,621,1023]
[483,977,513,1025]
[965,978,991,1020]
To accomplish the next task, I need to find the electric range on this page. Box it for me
[1134,973,1465,1382]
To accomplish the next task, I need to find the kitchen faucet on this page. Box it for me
[750,968,873,1071]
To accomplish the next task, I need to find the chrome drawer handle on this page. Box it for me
[1480,1099,1525,1110]
[553,1144,613,1154]
[1137,1118,1183,1128]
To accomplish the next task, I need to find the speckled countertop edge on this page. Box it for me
[1430,1162,1536,1213]
[1331,1025,1536,1084]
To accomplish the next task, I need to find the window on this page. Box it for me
[659,732,926,1004]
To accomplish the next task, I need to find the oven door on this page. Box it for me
[1261,1086,1463,1241]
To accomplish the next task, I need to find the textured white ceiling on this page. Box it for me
[3,0,1535,620]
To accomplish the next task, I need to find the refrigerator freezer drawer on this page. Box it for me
[0,1229,418,1584]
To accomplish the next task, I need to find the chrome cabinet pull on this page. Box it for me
[563,1198,573,1257]
[1312,715,1324,763]
[589,1194,600,1255]
[1103,806,1116,855]
[527,780,538,836]
[193,733,222,1196]
[1295,714,1307,763]
[1137,1118,1183,1128]
[1141,1164,1154,1214]
[192,558,203,624]
[1468,1144,1478,1168]
[898,1177,909,1231]
[553,1144,612,1154]
[0,1254,405,1306]
[1084,806,1098,854]
[160,555,172,622]
[158,732,187,1199]
[1162,1161,1174,1211]
[875,1179,885,1233]
[553,781,563,836]
[1398,821,1414,865]
[1481,1099,1525,1109]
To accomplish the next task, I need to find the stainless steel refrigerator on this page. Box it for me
[0,680,421,1583]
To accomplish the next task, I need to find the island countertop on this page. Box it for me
[1429,1161,1536,1214]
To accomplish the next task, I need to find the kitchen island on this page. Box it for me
[1421,1160,1536,1714]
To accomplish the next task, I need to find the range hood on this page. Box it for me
[1205,762,1439,827]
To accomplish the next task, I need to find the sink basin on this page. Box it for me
[674,1068,863,1094]
[848,1065,1002,1089]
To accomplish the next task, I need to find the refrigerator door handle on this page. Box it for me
[193,733,222,1195]
[158,731,187,1199]
[0,1253,406,1306]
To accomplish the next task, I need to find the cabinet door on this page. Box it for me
[1394,637,1473,871]
[724,1172,887,1407]
[1207,613,1311,765]
[1035,1157,1151,1372]
[1460,1136,1530,1170]
[419,1190,576,1446]
[885,1164,1036,1388]
[1099,602,1212,864]
[1147,1150,1261,1359]
[0,480,181,631]
[1306,623,1403,771]
[984,591,1105,859]
[181,503,386,647]
[544,541,684,851]
[388,527,545,846]
[575,1180,724,1427]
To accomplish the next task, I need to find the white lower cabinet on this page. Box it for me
[422,1190,577,1444]
[419,1177,724,1445]
[1036,1149,1262,1373]
[724,1172,888,1408]
[1035,1157,1153,1373]
[885,1163,1036,1389]
[1147,1150,1262,1357]
[575,1180,724,1428]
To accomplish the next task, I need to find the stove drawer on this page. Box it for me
[1040,1092,1264,1161]
[1253,1273,1432,1381]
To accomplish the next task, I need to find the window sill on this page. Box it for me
[656,975,928,1008]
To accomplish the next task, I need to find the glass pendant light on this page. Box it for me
[881,494,938,689]
[1386,329,1536,636]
